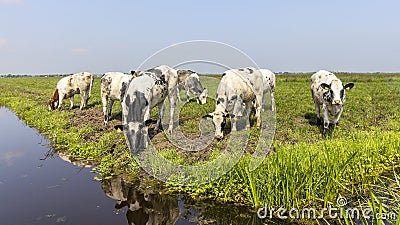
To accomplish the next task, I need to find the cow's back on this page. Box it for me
[311,70,338,88]
[220,68,263,102]
[102,72,132,101]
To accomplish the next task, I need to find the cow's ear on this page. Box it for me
[202,114,213,119]
[344,83,354,90]
[321,83,330,90]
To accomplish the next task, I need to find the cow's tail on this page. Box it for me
[88,74,94,98]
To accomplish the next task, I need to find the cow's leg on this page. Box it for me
[231,115,238,132]
[107,99,114,124]
[271,91,276,111]
[185,87,190,102]
[84,90,90,107]
[143,105,151,148]
[168,91,178,133]
[102,94,109,125]
[322,104,330,137]
[255,95,263,127]
[245,101,252,128]
[314,99,321,124]
[79,91,86,110]
[57,94,63,110]
[70,96,74,109]
[155,103,164,131]
[176,87,182,102]
[333,107,343,125]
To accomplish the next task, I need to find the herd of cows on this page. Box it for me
[48,65,354,151]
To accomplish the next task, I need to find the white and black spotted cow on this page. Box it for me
[310,70,354,135]
[176,70,208,104]
[122,65,190,152]
[259,69,276,111]
[48,72,94,110]
[101,72,135,126]
[203,67,264,140]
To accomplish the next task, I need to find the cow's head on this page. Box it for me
[125,122,148,153]
[321,80,354,105]
[48,98,58,111]
[197,89,208,105]
[48,89,59,111]
[203,110,233,140]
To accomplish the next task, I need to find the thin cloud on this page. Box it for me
[0,151,24,167]
[70,48,88,54]
[0,39,7,47]
[0,0,22,4]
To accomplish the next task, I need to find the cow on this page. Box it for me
[203,67,264,140]
[176,70,208,104]
[48,72,94,110]
[310,70,354,135]
[122,65,190,152]
[259,69,276,111]
[101,72,135,126]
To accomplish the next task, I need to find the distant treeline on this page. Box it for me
[0,74,103,78]
[0,72,397,78]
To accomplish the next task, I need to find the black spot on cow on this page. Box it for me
[125,91,148,123]
[147,68,162,76]
[231,95,238,101]
[340,89,344,99]
[221,73,226,77]
[120,81,129,101]
[323,91,332,103]
[238,68,244,71]
[216,98,225,105]
[247,68,253,73]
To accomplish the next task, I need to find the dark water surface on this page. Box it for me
[0,107,262,225]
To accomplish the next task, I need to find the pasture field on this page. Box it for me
[1,73,399,223]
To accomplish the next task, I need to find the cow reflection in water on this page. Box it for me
[102,177,179,225]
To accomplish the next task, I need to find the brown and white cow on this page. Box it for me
[101,72,135,126]
[48,72,94,110]
[310,70,354,135]
[203,67,264,140]
[122,65,190,152]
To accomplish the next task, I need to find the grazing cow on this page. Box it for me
[203,67,264,140]
[259,69,276,111]
[101,72,135,126]
[48,72,94,110]
[122,65,190,152]
[176,70,208,104]
[310,70,354,134]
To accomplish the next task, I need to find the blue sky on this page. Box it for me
[1,0,399,74]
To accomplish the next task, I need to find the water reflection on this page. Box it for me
[102,177,180,225]
[100,176,263,225]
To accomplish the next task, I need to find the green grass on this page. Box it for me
[0,73,399,223]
